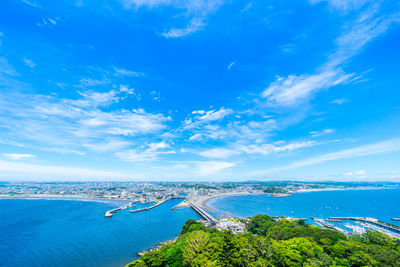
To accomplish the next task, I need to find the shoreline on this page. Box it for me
[197,186,395,212]
[0,194,137,204]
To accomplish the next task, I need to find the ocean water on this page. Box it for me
[2,189,400,267]
[205,189,400,227]
[0,198,200,267]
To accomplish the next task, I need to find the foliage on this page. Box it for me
[126,216,400,267]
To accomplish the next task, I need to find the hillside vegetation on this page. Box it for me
[126,215,400,266]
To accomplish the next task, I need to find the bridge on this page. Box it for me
[189,202,216,223]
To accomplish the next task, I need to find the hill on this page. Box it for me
[126,215,400,266]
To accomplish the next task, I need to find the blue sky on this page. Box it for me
[0,0,399,181]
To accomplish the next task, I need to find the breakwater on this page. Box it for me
[105,202,135,218]
[328,217,400,234]
[129,197,185,214]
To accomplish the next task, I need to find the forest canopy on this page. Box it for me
[127,215,400,267]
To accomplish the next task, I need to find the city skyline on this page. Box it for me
[0,0,400,181]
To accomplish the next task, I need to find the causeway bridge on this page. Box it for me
[189,202,216,223]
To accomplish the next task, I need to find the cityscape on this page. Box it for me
[1,0,400,266]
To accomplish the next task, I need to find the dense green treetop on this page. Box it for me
[127,215,400,267]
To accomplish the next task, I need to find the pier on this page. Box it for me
[188,202,216,223]
[328,217,400,234]
[311,217,351,236]
[129,198,172,213]
[105,202,135,218]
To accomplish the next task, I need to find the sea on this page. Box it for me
[1,188,399,267]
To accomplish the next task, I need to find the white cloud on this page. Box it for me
[269,138,400,172]
[3,153,35,160]
[183,108,233,131]
[21,0,41,8]
[309,0,368,11]
[262,70,355,107]
[199,148,240,159]
[192,110,205,115]
[238,141,316,156]
[331,98,348,104]
[310,129,335,137]
[193,160,235,176]
[0,90,170,155]
[116,141,175,162]
[79,77,110,87]
[38,17,58,28]
[344,169,367,176]
[23,58,36,68]
[197,140,317,160]
[74,89,119,107]
[0,160,131,180]
[355,170,366,175]
[227,61,235,70]
[161,17,205,38]
[261,3,400,107]
[113,67,143,77]
[83,140,132,152]
[122,0,224,38]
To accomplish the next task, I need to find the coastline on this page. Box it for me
[193,192,264,211]
[197,186,394,212]
[0,194,136,204]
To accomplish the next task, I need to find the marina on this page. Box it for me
[312,217,400,239]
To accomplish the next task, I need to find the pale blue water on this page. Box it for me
[205,189,400,227]
[0,198,200,267]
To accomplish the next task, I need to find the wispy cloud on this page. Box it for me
[122,0,224,38]
[260,138,400,173]
[331,98,348,104]
[113,67,143,77]
[309,0,369,11]
[23,58,36,68]
[197,140,317,159]
[227,61,235,71]
[261,2,400,107]
[262,70,356,107]
[193,160,235,176]
[199,148,240,159]
[161,17,205,38]
[0,89,170,155]
[116,141,175,162]
[3,153,35,160]
[0,160,131,180]
[310,129,335,137]
[21,0,41,8]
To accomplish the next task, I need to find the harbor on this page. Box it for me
[312,217,400,239]
[104,202,135,218]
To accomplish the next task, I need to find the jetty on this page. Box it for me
[105,202,135,218]
[188,202,216,223]
[328,217,400,234]
[129,197,172,213]
[311,217,351,236]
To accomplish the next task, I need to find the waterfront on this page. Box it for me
[1,188,400,267]
[204,188,400,227]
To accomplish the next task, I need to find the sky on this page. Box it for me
[0,0,399,181]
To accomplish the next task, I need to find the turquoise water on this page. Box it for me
[0,198,200,267]
[205,189,400,227]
